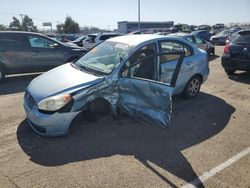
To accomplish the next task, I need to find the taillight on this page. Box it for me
[224,45,230,54]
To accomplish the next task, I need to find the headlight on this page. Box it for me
[38,94,72,112]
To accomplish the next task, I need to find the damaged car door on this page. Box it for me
[118,43,184,128]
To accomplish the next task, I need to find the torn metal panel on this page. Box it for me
[118,78,173,128]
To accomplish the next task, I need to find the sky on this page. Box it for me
[1,0,250,30]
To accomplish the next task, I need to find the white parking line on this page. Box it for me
[181,146,250,188]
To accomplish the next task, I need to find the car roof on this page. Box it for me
[88,32,121,37]
[169,32,192,37]
[108,34,169,46]
[0,31,43,36]
[192,30,208,33]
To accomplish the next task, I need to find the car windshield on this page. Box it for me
[74,41,132,75]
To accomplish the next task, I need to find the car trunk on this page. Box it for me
[230,43,250,60]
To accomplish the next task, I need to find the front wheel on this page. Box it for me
[0,66,6,83]
[224,69,235,76]
[183,76,202,99]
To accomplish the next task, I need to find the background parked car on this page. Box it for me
[59,34,79,43]
[82,33,122,49]
[65,35,87,47]
[191,30,211,41]
[210,29,240,44]
[0,31,87,82]
[169,33,215,56]
[221,30,250,75]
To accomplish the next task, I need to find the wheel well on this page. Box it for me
[192,74,203,83]
[182,74,203,92]
[0,63,6,73]
[0,63,7,76]
[85,98,112,115]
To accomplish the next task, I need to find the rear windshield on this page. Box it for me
[232,32,250,44]
[218,30,230,35]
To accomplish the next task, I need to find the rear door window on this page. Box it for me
[0,34,27,50]
[0,38,23,50]
[185,36,195,44]
[159,41,192,63]
[194,36,205,44]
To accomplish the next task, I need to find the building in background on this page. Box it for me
[118,21,174,33]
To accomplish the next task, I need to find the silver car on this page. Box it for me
[24,35,209,137]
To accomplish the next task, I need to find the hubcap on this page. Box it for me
[188,79,200,96]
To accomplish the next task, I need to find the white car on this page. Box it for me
[82,33,122,49]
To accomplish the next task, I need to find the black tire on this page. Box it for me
[183,75,202,99]
[224,69,235,76]
[0,65,6,83]
[208,48,215,56]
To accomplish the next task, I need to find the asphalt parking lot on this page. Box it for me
[0,46,249,188]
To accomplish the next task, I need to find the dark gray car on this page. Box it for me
[0,31,87,82]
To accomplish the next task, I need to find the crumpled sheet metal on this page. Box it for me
[72,78,116,112]
[117,78,172,128]
[72,76,172,129]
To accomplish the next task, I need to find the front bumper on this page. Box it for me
[221,55,250,71]
[24,101,80,137]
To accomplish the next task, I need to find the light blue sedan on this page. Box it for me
[24,35,209,136]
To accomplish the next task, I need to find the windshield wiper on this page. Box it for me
[78,64,99,76]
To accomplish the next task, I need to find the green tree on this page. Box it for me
[0,24,7,31]
[9,16,22,30]
[22,15,38,32]
[56,23,64,33]
[62,16,80,33]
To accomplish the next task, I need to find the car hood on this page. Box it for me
[27,63,104,102]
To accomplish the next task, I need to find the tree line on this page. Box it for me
[0,15,85,33]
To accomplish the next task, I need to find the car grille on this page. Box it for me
[25,91,36,109]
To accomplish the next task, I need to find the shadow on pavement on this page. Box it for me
[17,92,235,187]
[0,74,41,95]
[209,54,220,61]
[228,71,250,84]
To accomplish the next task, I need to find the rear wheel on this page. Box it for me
[224,69,235,76]
[183,75,202,99]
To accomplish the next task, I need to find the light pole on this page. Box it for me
[138,0,141,30]
[18,13,25,24]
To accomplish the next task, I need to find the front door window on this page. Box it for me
[121,43,157,80]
